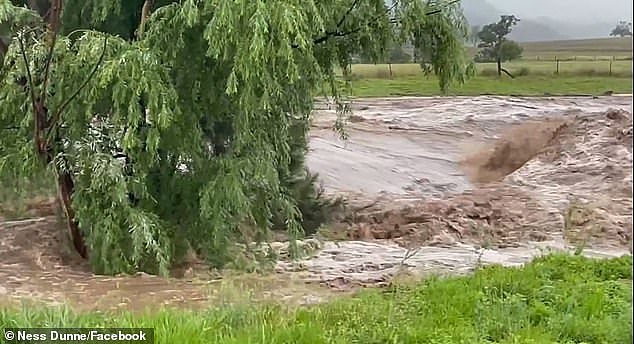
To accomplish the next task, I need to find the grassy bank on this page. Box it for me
[1,254,631,343]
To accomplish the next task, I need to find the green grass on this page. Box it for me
[348,75,632,97]
[342,60,632,97]
[351,61,632,79]
[477,60,632,78]
[2,254,632,343]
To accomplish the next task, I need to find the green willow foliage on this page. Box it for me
[0,0,473,276]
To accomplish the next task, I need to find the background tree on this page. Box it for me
[610,21,633,37]
[0,0,473,276]
[476,15,521,78]
[498,40,523,61]
[469,25,480,48]
[475,40,523,63]
[388,45,412,63]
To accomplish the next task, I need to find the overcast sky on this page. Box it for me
[486,0,633,23]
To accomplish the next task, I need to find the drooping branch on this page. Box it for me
[336,0,360,28]
[17,34,38,114]
[425,0,460,15]
[46,35,108,145]
[307,0,392,46]
[17,33,42,155]
[296,0,462,47]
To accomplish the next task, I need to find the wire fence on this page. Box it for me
[522,55,632,62]
[349,58,633,79]
[479,59,633,77]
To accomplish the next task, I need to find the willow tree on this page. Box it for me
[0,0,473,275]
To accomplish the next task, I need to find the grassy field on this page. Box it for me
[343,60,632,97]
[465,37,633,60]
[346,75,632,97]
[519,37,633,60]
[353,37,632,97]
[1,254,631,343]
[351,61,632,79]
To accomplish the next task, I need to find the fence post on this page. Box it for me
[609,60,613,76]
[555,57,560,75]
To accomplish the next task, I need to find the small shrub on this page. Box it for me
[479,68,499,77]
[517,67,530,76]
[374,68,392,79]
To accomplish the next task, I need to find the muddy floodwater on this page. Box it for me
[308,95,632,198]
[291,95,633,289]
[1,95,632,310]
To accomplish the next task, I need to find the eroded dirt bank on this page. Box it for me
[1,95,632,310]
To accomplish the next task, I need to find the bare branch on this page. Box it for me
[40,0,63,105]
[46,35,108,145]
[17,34,38,122]
[336,0,360,28]
[425,0,460,15]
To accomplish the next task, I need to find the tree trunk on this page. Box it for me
[500,67,515,79]
[497,57,502,77]
[56,170,87,258]
[0,39,7,57]
[27,0,88,259]
[138,0,155,39]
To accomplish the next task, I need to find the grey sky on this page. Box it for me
[486,0,633,23]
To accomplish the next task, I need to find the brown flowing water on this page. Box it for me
[1,95,632,310]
